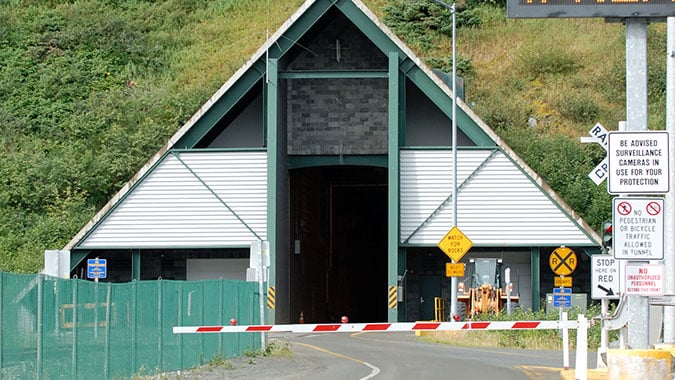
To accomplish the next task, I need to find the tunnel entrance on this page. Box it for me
[289,166,388,323]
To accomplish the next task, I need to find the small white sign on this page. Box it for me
[624,264,664,296]
[591,255,620,299]
[608,131,670,194]
[588,122,609,151]
[612,197,664,260]
[588,157,608,185]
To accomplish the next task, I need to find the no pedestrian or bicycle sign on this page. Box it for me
[612,197,664,260]
[607,131,669,194]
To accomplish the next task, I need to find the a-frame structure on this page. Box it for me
[62,0,601,323]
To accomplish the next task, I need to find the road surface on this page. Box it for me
[165,331,595,379]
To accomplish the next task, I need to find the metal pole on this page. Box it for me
[664,16,675,344]
[450,1,458,319]
[428,0,459,321]
[624,18,650,350]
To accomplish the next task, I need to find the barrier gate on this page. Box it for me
[174,313,591,380]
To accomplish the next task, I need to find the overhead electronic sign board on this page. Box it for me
[507,0,675,19]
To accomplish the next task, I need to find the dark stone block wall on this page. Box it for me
[286,13,389,155]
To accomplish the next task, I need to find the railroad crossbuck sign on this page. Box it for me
[586,123,609,185]
[437,226,472,262]
[549,247,577,276]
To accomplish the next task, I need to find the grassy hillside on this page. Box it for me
[0,0,667,272]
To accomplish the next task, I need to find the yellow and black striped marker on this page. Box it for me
[388,286,397,309]
[266,286,275,309]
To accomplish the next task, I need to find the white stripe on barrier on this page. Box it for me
[173,320,581,334]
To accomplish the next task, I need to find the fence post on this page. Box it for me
[71,280,78,380]
[575,314,588,380]
[104,283,111,380]
[0,271,3,380]
[37,276,43,380]
[562,311,569,370]
[131,280,137,376]
[157,279,163,372]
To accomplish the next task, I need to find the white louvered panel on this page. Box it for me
[400,150,593,246]
[80,151,268,248]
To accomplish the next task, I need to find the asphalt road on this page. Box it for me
[166,331,596,379]
[281,332,569,380]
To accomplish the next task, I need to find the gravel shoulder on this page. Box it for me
[145,336,324,380]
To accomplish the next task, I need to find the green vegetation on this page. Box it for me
[0,0,667,272]
[422,304,616,350]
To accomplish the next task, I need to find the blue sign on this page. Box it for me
[552,287,571,307]
[87,258,107,279]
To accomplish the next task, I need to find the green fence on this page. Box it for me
[0,272,261,379]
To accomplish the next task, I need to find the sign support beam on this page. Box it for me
[664,16,675,344]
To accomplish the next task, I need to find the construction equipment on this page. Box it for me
[456,258,519,320]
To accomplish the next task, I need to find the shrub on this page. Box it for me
[558,92,600,123]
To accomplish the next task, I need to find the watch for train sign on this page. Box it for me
[612,197,664,260]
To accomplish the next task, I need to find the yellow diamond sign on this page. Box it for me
[437,226,473,262]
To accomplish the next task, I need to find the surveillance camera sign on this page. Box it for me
[608,131,669,194]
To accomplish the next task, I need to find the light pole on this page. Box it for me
[427,0,459,319]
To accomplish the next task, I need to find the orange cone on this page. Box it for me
[299,310,305,324]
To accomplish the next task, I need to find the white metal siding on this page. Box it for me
[400,150,593,246]
[80,151,267,248]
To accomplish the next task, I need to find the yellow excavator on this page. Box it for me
[456,258,519,320]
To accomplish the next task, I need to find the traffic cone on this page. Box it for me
[299,310,304,324]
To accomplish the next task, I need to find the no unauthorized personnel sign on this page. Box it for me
[624,264,664,296]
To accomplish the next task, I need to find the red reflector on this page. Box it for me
[512,322,540,329]
[314,324,341,332]
[196,326,223,332]
[466,322,490,329]
[363,324,391,331]
[246,326,272,331]
[412,322,440,330]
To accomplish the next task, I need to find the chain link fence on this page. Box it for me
[0,272,260,379]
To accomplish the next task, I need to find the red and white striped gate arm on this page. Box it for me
[173,320,581,334]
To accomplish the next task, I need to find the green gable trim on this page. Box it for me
[175,62,266,149]
[336,0,495,147]
[404,67,494,147]
[176,0,497,151]
[265,0,334,60]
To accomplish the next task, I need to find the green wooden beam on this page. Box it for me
[405,67,494,147]
[279,70,387,79]
[266,58,279,324]
[531,247,540,312]
[132,249,141,281]
[387,52,400,323]
[288,155,387,169]
[70,250,90,272]
[174,64,265,149]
